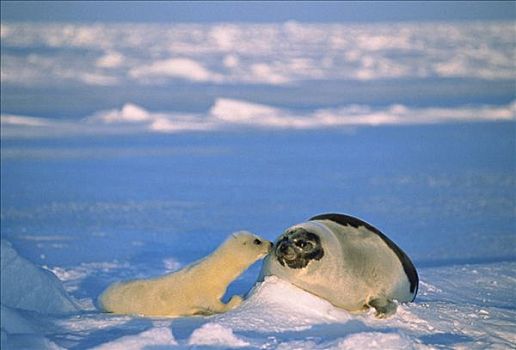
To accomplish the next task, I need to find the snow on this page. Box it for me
[333,332,427,350]
[1,305,36,334]
[95,51,124,69]
[91,326,177,350]
[0,240,79,349]
[129,58,224,83]
[1,241,515,349]
[88,103,154,124]
[1,17,514,350]
[0,115,52,127]
[214,276,351,332]
[1,332,63,350]
[188,323,249,347]
[1,22,514,87]
[2,99,514,138]
[0,240,79,314]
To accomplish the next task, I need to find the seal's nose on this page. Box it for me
[276,241,289,255]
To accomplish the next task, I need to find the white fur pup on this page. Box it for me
[100,231,272,317]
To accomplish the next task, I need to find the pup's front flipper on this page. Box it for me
[223,295,243,311]
[213,295,243,313]
[194,295,243,315]
[368,297,397,318]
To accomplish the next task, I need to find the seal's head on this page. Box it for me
[274,227,324,269]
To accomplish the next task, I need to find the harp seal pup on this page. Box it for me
[100,231,272,317]
[260,213,418,318]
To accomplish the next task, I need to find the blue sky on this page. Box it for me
[1,1,515,23]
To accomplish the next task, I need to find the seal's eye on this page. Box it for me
[295,240,314,251]
[296,240,307,248]
[253,239,262,245]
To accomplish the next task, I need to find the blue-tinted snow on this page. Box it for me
[1,20,515,350]
[2,122,515,348]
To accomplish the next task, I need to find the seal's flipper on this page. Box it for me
[368,298,397,318]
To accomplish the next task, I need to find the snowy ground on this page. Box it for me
[2,123,515,349]
[2,239,515,349]
[1,19,515,350]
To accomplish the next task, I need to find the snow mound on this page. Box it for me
[89,103,153,124]
[1,331,63,350]
[214,276,352,332]
[201,276,436,349]
[188,323,249,347]
[0,240,79,314]
[334,332,428,350]
[0,306,64,350]
[0,305,36,334]
[209,98,283,124]
[91,326,176,350]
[129,57,223,83]
[3,100,514,138]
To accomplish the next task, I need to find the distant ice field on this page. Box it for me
[2,21,514,87]
[1,21,515,119]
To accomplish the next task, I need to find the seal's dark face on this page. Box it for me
[274,228,324,269]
